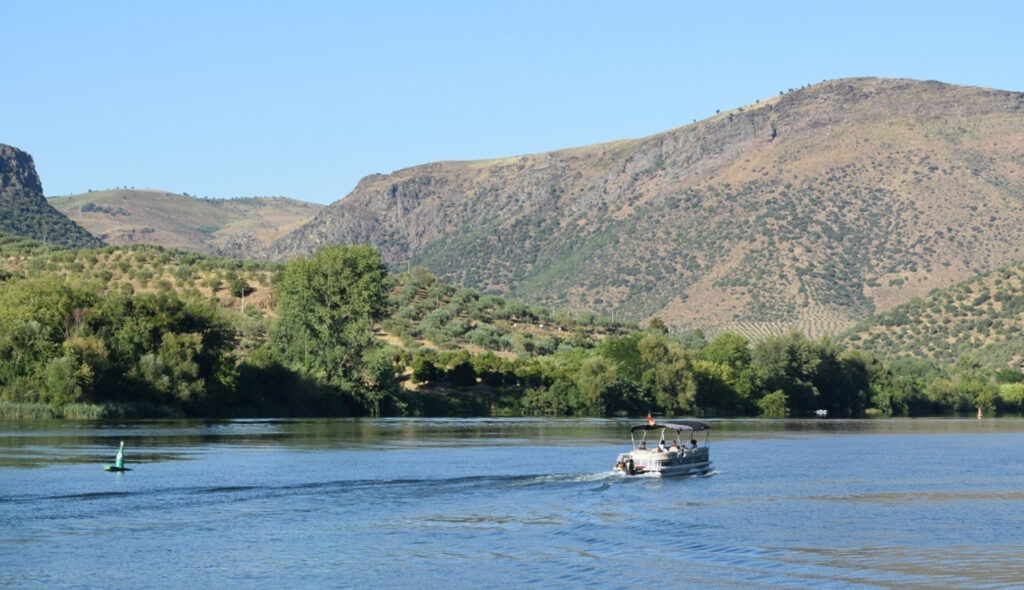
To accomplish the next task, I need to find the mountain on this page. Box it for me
[267,77,1024,337]
[50,190,322,258]
[0,144,103,249]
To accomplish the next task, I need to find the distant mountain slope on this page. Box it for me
[50,190,322,258]
[267,77,1024,337]
[841,260,1024,369]
[0,144,103,249]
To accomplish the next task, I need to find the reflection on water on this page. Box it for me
[2,418,1024,588]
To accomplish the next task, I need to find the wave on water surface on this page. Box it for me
[2,468,716,507]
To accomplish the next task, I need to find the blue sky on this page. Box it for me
[3,1,1022,204]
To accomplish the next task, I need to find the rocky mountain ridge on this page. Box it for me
[266,77,1024,336]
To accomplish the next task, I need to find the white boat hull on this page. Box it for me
[614,448,711,477]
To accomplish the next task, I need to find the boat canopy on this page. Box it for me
[630,420,710,433]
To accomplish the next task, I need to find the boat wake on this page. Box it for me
[4,468,717,511]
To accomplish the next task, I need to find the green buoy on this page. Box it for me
[104,440,132,472]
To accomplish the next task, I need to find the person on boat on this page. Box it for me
[689,439,698,450]
[638,441,647,450]
[669,440,680,453]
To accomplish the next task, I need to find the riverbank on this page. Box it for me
[0,401,183,420]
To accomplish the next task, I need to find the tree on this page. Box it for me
[757,390,788,417]
[751,332,820,415]
[692,359,740,414]
[702,332,751,370]
[647,317,669,334]
[811,340,872,417]
[597,333,644,382]
[637,334,696,414]
[87,292,237,410]
[271,245,391,411]
[472,351,505,385]
[873,357,937,416]
[229,278,253,298]
[0,276,95,395]
[410,353,439,384]
[574,356,617,415]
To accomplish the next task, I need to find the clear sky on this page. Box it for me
[3,1,1022,204]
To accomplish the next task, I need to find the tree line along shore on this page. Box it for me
[1,236,1021,420]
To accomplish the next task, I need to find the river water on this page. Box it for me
[2,418,1023,589]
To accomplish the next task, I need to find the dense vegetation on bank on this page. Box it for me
[1,235,1023,419]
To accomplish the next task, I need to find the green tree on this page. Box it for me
[410,353,440,384]
[41,356,84,405]
[444,350,477,387]
[691,359,740,414]
[87,292,236,410]
[998,383,1024,413]
[751,332,820,415]
[229,278,253,298]
[0,276,96,397]
[811,340,872,417]
[873,357,937,416]
[637,334,696,414]
[271,245,391,413]
[574,356,617,415]
[472,351,505,386]
[597,333,644,382]
[61,335,108,401]
[757,390,789,417]
[702,332,751,371]
[647,317,669,334]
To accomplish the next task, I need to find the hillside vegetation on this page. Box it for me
[50,189,321,258]
[267,78,1024,338]
[842,260,1024,369]
[383,266,633,359]
[0,144,103,249]
[0,233,631,364]
[4,235,1024,420]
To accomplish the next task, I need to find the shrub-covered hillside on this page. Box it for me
[3,234,1024,420]
[383,267,634,358]
[842,260,1024,369]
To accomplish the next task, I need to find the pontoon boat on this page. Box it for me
[614,420,712,477]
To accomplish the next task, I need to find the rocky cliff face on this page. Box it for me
[0,144,103,248]
[267,78,1024,336]
[0,144,45,196]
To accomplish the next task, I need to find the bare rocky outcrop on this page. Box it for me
[0,144,45,195]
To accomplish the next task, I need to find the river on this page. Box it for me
[2,418,1023,588]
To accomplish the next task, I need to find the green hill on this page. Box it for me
[0,144,103,249]
[842,261,1024,369]
[382,267,634,358]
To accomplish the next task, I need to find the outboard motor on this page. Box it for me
[624,458,635,476]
